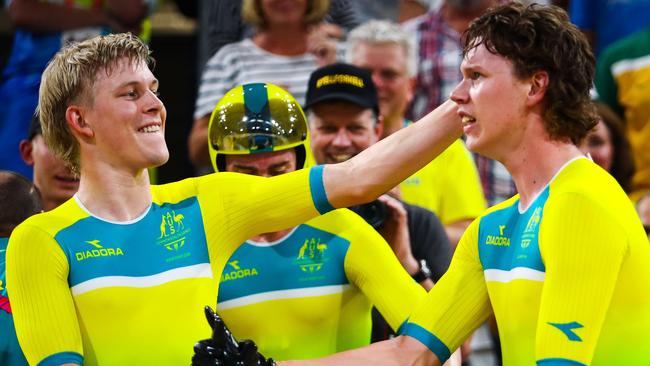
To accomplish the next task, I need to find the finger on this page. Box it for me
[238,340,260,365]
[193,340,222,357]
[207,311,240,353]
[191,352,225,366]
[204,306,217,330]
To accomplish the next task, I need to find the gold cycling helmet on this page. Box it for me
[208,83,311,172]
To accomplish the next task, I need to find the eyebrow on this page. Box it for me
[269,161,291,169]
[117,79,159,90]
[232,164,258,172]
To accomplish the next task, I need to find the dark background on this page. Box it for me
[0,4,198,184]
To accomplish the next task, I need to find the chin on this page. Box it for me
[147,148,170,168]
[464,136,481,153]
[153,154,170,167]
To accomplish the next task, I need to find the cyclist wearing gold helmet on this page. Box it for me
[207,82,426,361]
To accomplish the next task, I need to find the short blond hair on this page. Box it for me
[38,33,152,174]
[242,0,330,29]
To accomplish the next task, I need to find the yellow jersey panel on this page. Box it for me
[400,139,486,225]
[217,209,425,360]
[404,158,650,365]
[7,167,327,365]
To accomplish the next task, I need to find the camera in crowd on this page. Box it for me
[349,200,390,230]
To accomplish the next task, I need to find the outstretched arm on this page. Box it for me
[323,100,460,209]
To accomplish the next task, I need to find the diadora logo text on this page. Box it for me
[485,225,510,246]
[75,240,124,261]
[220,260,259,282]
[156,210,191,251]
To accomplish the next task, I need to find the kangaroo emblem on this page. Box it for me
[159,216,167,238]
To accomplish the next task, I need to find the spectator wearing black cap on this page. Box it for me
[19,114,78,211]
[305,63,456,352]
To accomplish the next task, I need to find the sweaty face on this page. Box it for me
[451,44,530,161]
[579,120,613,172]
[309,102,380,164]
[79,58,167,173]
[224,149,297,177]
[350,42,413,123]
[27,136,79,210]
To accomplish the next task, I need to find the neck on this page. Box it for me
[43,198,64,212]
[251,228,293,243]
[502,137,582,209]
[381,114,404,138]
[253,25,309,55]
[76,160,152,222]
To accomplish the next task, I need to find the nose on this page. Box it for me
[450,79,469,104]
[144,89,164,113]
[331,128,352,147]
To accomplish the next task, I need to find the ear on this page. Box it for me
[19,139,35,165]
[375,114,384,139]
[527,70,549,107]
[65,105,94,138]
[406,76,416,105]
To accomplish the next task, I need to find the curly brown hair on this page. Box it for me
[463,2,597,145]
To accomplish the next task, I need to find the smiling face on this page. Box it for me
[350,42,413,123]
[309,101,381,164]
[21,135,79,210]
[451,44,530,161]
[75,58,167,172]
[580,120,613,172]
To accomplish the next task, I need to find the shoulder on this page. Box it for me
[309,208,370,227]
[306,208,380,238]
[17,198,88,237]
[152,177,202,205]
[545,158,635,228]
[421,139,472,173]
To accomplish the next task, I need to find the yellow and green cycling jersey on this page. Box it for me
[6,167,332,366]
[403,158,650,365]
[399,139,486,225]
[217,209,425,360]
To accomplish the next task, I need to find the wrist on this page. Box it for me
[410,259,433,283]
[402,255,420,275]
